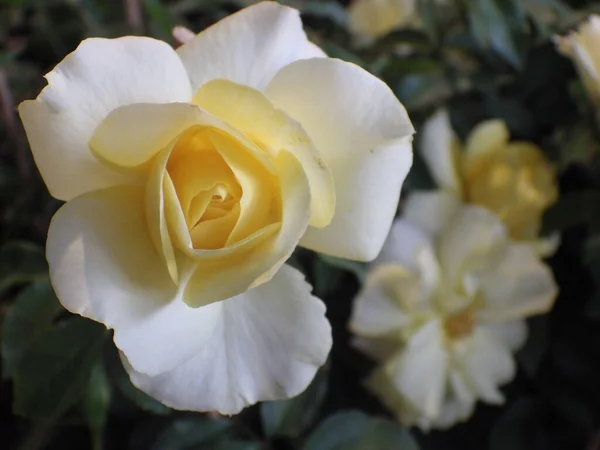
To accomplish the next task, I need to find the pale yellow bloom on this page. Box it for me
[19,2,414,415]
[348,0,419,43]
[350,207,557,430]
[407,110,558,255]
[556,15,600,105]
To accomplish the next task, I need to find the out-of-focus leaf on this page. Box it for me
[261,365,328,438]
[150,416,232,450]
[209,440,262,450]
[375,29,432,51]
[313,257,345,297]
[13,317,107,418]
[83,361,112,450]
[490,398,539,450]
[144,0,174,38]
[395,72,452,110]
[0,241,48,294]
[321,42,366,67]
[317,255,367,284]
[303,411,370,450]
[416,0,439,42]
[348,418,419,450]
[2,281,62,379]
[105,344,171,415]
[302,1,348,28]
[517,315,549,378]
[303,411,418,450]
[381,57,441,80]
[465,0,524,69]
[541,191,600,234]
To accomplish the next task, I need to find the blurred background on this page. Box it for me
[3,0,600,449]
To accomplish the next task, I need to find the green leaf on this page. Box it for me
[209,441,262,450]
[150,417,232,450]
[303,411,418,450]
[349,418,420,450]
[105,343,171,415]
[83,361,112,450]
[303,411,370,450]
[144,0,174,38]
[261,365,329,438]
[0,241,48,294]
[2,281,62,379]
[465,0,524,69]
[317,254,367,285]
[13,317,107,418]
[321,42,366,68]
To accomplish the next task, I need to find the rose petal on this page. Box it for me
[193,79,335,228]
[124,264,331,415]
[266,58,414,261]
[177,2,325,92]
[18,37,192,200]
[420,109,462,195]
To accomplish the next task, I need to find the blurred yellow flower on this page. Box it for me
[348,0,418,43]
[350,207,557,430]
[556,15,600,106]
[406,110,558,255]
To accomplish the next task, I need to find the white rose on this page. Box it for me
[18,2,414,414]
[350,206,557,430]
[556,15,600,106]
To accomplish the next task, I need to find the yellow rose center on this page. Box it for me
[167,126,282,250]
[443,306,476,341]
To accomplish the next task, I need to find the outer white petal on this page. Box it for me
[484,321,528,352]
[374,219,431,269]
[372,219,440,306]
[350,265,420,337]
[420,109,462,194]
[437,205,507,287]
[266,58,414,261]
[386,320,449,420]
[453,326,516,404]
[478,244,557,322]
[18,37,192,201]
[46,186,209,376]
[124,264,332,415]
[176,2,325,92]
[402,190,462,237]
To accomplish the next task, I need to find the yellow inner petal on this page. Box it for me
[165,126,281,251]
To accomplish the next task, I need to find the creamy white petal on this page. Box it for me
[266,58,414,261]
[420,109,462,194]
[484,321,528,352]
[386,320,449,420]
[453,326,516,404]
[478,244,557,322]
[19,37,192,201]
[374,219,431,269]
[402,190,461,237]
[437,205,507,286]
[177,2,325,92]
[45,186,210,376]
[350,265,419,337]
[124,265,331,415]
